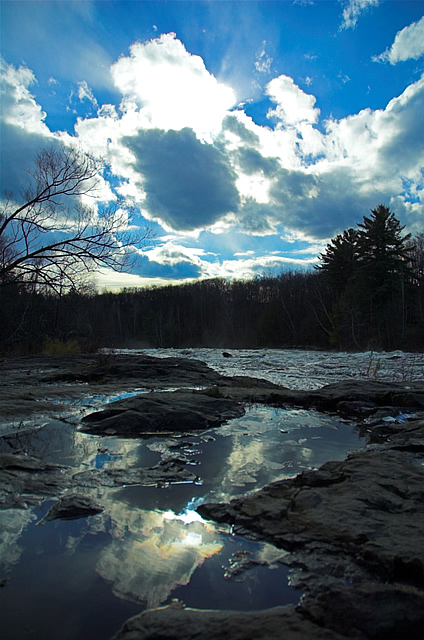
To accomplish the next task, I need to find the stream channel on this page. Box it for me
[0,387,365,640]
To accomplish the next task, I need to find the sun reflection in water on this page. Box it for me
[96,502,223,607]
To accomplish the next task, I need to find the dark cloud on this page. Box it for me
[237,147,279,176]
[124,127,239,231]
[222,115,260,146]
[0,124,56,199]
[379,81,424,175]
[238,199,276,234]
[270,168,318,200]
[269,166,389,238]
[134,254,201,279]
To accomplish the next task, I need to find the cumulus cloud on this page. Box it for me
[236,148,279,177]
[124,127,240,231]
[266,75,320,126]
[2,32,423,274]
[340,0,380,30]
[111,33,235,140]
[0,60,55,196]
[374,16,424,64]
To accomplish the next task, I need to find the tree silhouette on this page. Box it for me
[317,205,414,348]
[0,145,152,292]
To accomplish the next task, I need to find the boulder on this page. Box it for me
[112,603,349,640]
[81,390,245,437]
[41,494,103,521]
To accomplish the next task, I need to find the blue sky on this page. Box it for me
[1,0,424,289]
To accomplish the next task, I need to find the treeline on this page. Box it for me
[1,206,423,354]
[0,272,331,352]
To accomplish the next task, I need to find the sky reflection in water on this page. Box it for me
[0,402,364,640]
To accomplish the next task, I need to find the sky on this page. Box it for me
[1,0,424,290]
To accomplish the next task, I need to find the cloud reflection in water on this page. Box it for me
[96,506,223,608]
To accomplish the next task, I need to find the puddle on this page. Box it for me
[0,405,364,640]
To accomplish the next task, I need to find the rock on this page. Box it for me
[264,380,424,414]
[41,494,103,521]
[111,603,350,640]
[111,583,424,640]
[300,583,424,640]
[80,390,245,437]
[73,457,199,488]
[46,354,227,386]
[0,453,68,508]
[198,442,424,585]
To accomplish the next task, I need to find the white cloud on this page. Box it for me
[77,80,98,107]
[254,41,273,74]
[340,0,380,30]
[111,33,236,141]
[266,75,320,126]
[145,242,206,267]
[0,60,51,136]
[374,16,424,64]
[0,60,56,196]
[2,33,423,275]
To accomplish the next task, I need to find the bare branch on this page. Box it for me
[1,144,152,290]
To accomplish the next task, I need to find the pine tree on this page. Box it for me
[317,205,414,349]
[357,204,412,301]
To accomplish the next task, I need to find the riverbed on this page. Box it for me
[0,348,422,640]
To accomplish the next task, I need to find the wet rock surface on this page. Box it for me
[73,457,199,488]
[0,453,69,508]
[112,602,350,640]
[41,494,104,521]
[80,390,245,436]
[111,414,424,640]
[112,581,424,640]
[1,353,424,639]
[0,353,276,421]
[190,415,424,640]
[0,450,201,509]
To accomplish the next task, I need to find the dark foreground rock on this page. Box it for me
[41,494,103,521]
[112,582,424,640]
[0,352,276,421]
[198,442,424,585]
[80,390,245,436]
[112,413,424,640]
[210,379,424,416]
[0,453,69,509]
[0,451,200,509]
[112,602,349,640]
[2,354,424,639]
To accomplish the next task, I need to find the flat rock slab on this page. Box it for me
[112,603,349,640]
[213,379,424,415]
[80,390,245,436]
[73,458,199,488]
[112,582,424,640]
[198,435,424,585]
[0,353,276,421]
[0,453,199,509]
[41,494,103,521]
[0,453,69,508]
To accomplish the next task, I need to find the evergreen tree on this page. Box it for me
[357,204,412,301]
[317,205,414,349]
[317,227,360,293]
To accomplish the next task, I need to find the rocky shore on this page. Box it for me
[114,410,424,640]
[1,352,424,639]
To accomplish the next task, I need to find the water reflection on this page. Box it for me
[96,506,223,608]
[0,403,364,639]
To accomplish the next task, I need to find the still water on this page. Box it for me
[0,398,364,640]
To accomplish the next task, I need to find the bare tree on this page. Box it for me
[0,145,152,291]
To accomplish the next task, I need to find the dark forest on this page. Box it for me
[1,206,423,354]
